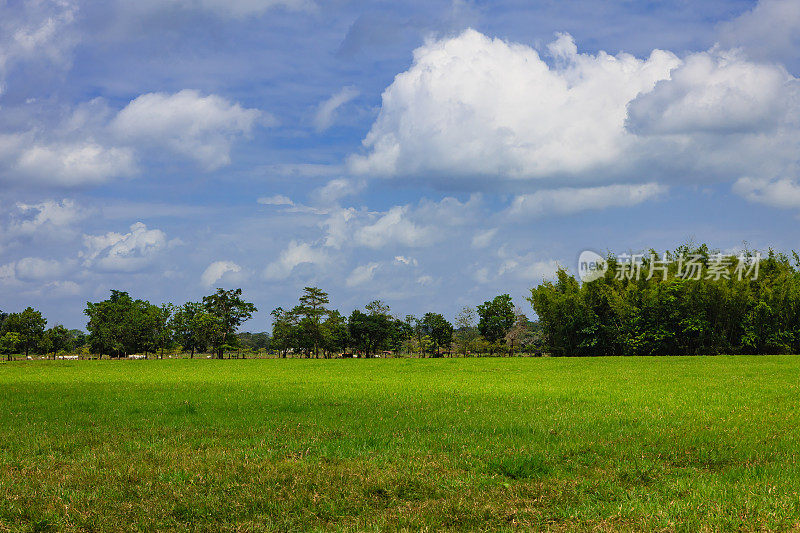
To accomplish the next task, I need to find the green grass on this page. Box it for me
[1,356,799,531]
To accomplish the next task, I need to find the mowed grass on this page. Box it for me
[1,357,800,532]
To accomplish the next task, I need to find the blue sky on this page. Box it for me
[1,0,799,330]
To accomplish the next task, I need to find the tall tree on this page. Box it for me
[171,302,215,358]
[270,307,298,358]
[203,288,257,359]
[3,307,47,357]
[296,287,330,357]
[477,294,516,355]
[419,312,454,357]
[40,325,74,358]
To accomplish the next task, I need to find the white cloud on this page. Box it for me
[349,29,679,181]
[7,199,86,239]
[81,222,168,272]
[14,257,65,282]
[201,260,242,287]
[355,205,436,249]
[263,240,328,280]
[508,183,666,218]
[319,195,480,251]
[14,142,136,185]
[349,29,800,192]
[346,262,380,287]
[733,177,800,209]
[314,86,359,132]
[112,89,264,171]
[310,178,365,205]
[258,194,294,206]
[626,50,793,135]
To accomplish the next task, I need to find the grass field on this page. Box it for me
[1,356,799,531]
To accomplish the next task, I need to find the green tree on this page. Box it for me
[477,295,515,354]
[203,288,257,359]
[419,312,453,356]
[3,307,47,357]
[296,287,330,357]
[171,302,215,358]
[270,307,298,358]
[40,325,74,358]
[0,332,21,361]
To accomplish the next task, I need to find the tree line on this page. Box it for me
[4,244,798,360]
[266,287,539,357]
[0,287,542,359]
[529,246,800,356]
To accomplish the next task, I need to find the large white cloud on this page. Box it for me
[112,90,264,171]
[349,29,800,195]
[349,30,680,181]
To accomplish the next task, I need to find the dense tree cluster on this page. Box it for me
[0,307,84,361]
[530,246,800,356]
[82,288,258,359]
[269,287,538,358]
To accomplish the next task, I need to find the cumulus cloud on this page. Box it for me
[346,262,380,287]
[349,29,800,192]
[0,89,262,186]
[112,90,265,171]
[201,260,242,287]
[349,29,679,181]
[81,222,168,272]
[314,86,359,132]
[733,177,800,209]
[508,183,666,218]
[354,206,436,249]
[7,199,86,239]
[263,240,328,280]
[14,142,136,186]
[626,50,793,135]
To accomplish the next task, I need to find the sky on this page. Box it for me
[1,0,799,330]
